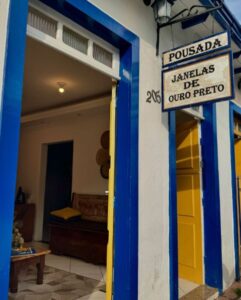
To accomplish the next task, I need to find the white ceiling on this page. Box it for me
[23,1,241,117]
[22,37,112,115]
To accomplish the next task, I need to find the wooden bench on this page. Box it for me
[49,193,108,264]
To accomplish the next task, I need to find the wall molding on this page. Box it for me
[21,95,110,124]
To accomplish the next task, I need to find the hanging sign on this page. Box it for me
[162,51,234,111]
[162,31,230,67]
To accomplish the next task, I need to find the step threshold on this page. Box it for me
[180,285,218,300]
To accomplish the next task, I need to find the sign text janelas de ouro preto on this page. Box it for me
[162,51,234,111]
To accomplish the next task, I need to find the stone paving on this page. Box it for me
[218,281,241,300]
[179,285,218,300]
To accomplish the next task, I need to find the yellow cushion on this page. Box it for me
[50,207,81,220]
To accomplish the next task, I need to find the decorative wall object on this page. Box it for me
[12,214,24,249]
[96,130,110,179]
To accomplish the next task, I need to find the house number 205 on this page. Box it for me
[146,90,161,104]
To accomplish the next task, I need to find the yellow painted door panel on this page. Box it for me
[235,140,241,176]
[106,82,116,300]
[176,121,203,284]
[235,140,241,218]
[235,139,241,259]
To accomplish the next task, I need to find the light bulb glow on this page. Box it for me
[57,82,66,94]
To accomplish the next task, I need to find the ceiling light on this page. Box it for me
[57,82,66,94]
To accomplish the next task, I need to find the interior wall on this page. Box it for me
[16,106,110,240]
[0,0,10,115]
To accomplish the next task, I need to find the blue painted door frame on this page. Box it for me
[0,1,139,300]
[0,1,29,300]
[169,111,178,300]
[169,104,224,299]
[201,104,223,291]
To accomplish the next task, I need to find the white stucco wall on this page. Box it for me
[0,0,10,131]
[139,39,170,300]
[86,2,182,299]
[216,101,236,290]
[89,0,156,46]
[89,0,201,51]
[87,2,194,299]
[17,107,109,240]
[0,0,238,297]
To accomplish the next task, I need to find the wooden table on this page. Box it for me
[10,248,51,293]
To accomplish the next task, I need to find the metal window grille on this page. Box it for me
[63,26,88,55]
[28,7,57,38]
[93,43,113,68]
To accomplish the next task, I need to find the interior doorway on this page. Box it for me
[12,33,115,299]
[42,141,73,242]
[1,1,139,299]
[176,111,204,297]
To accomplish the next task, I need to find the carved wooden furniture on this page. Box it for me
[49,193,108,264]
[10,248,50,293]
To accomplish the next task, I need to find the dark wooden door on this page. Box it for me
[42,141,73,242]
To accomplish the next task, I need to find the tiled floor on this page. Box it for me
[45,254,106,300]
[30,242,106,283]
[28,242,199,299]
[9,265,106,300]
[45,253,197,299]
[77,291,106,300]
[45,254,106,282]
[27,242,106,299]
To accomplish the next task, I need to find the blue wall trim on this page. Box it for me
[233,51,241,60]
[169,104,224,296]
[201,104,223,291]
[114,42,139,300]
[232,103,241,116]
[230,102,241,281]
[0,1,28,299]
[169,111,178,300]
[200,0,241,49]
[1,0,140,299]
[42,0,136,49]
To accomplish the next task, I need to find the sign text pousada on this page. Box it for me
[162,31,230,67]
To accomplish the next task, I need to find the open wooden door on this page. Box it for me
[176,120,203,284]
[235,137,241,261]
[106,81,117,300]
[235,139,241,187]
